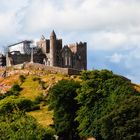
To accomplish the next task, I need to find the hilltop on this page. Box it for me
[0,66,140,139]
[0,63,139,94]
[0,64,81,128]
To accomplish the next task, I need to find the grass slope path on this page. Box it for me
[0,67,139,128]
[0,67,79,128]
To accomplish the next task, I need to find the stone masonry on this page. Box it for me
[4,31,87,71]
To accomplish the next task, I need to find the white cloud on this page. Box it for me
[0,0,140,83]
[107,53,124,63]
[88,32,129,50]
[18,0,140,52]
[105,46,140,83]
[19,0,140,33]
[0,0,29,45]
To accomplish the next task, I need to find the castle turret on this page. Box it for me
[50,30,56,66]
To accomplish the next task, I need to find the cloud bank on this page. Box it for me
[0,0,140,83]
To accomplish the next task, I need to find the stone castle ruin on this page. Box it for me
[0,31,87,71]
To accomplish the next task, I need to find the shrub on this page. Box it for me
[34,93,45,104]
[19,75,26,83]
[0,111,55,140]
[0,96,38,114]
[32,77,48,89]
[32,77,41,81]
[15,98,34,111]
[6,83,22,96]
[39,81,48,89]
[0,84,22,101]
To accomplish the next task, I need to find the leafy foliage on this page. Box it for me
[0,96,39,114]
[32,76,48,89]
[48,79,80,140]
[0,111,55,140]
[0,70,139,140]
[0,84,22,100]
[100,96,140,140]
[34,93,46,104]
[9,83,22,94]
[32,77,41,81]
[19,75,26,83]
[76,70,140,139]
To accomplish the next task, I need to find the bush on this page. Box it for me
[32,77,41,81]
[34,93,45,104]
[15,98,35,111]
[39,81,48,90]
[0,111,55,140]
[6,83,22,96]
[19,75,26,83]
[32,77,48,89]
[0,84,22,101]
[11,84,21,92]
[0,96,38,114]
[0,96,15,114]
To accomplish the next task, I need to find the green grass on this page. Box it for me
[28,106,53,128]
[18,75,54,128]
[0,71,80,128]
[1,69,139,131]
[20,76,43,100]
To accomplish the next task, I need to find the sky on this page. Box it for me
[0,0,140,83]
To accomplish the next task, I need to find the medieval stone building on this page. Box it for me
[37,31,87,70]
[5,31,87,70]
[6,40,46,66]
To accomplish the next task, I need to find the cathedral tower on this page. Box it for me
[50,30,57,66]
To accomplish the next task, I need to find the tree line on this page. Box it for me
[48,70,140,140]
[0,70,139,140]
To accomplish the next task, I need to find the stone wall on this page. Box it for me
[7,53,46,66]
[23,63,81,75]
[2,63,81,76]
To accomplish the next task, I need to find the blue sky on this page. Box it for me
[0,0,140,83]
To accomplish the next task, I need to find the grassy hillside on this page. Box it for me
[0,69,80,128]
[28,106,53,128]
[0,68,139,130]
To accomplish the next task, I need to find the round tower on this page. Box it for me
[50,30,56,66]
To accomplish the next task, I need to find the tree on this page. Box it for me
[0,94,55,140]
[76,70,140,139]
[0,111,55,140]
[48,79,80,140]
[100,96,140,140]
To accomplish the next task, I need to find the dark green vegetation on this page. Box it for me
[75,70,140,140]
[19,75,26,83]
[0,81,54,140]
[0,111,54,140]
[0,70,139,140]
[48,70,140,140]
[0,83,22,100]
[48,80,80,140]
